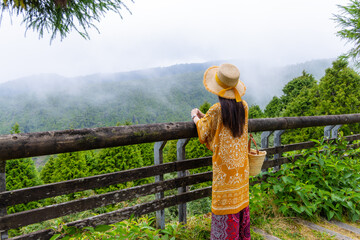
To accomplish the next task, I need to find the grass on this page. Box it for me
[253,217,337,240]
[48,212,360,240]
[318,220,360,240]
[50,212,266,240]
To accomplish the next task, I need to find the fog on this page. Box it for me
[0,0,348,84]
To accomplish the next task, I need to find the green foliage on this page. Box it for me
[281,85,319,118]
[0,0,132,41]
[49,152,89,182]
[94,145,143,174]
[0,68,219,135]
[52,215,212,240]
[317,59,360,118]
[40,156,56,184]
[199,101,211,114]
[138,143,155,167]
[334,0,360,65]
[89,144,150,193]
[185,138,212,160]
[265,59,360,143]
[248,104,265,119]
[281,71,317,107]
[10,122,20,134]
[6,158,43,213]
[251,137,360,222]
[264,96,282,118]
[6,124,43,213]
[163,140,177,163]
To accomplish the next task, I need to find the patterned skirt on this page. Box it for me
[211,206,251,240]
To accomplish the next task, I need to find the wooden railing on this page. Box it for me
[0,114,360,240]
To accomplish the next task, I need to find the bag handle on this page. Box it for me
[248,133,260,155]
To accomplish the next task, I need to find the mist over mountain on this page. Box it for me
[0,58,334,134]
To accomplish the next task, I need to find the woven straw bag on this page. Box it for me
[248,133,267,176]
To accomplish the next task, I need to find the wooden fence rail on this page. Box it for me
[0,114,360,239]
[0,114,359,161]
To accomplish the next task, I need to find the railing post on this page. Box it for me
[154,141,167,229]
[331,125,342,138]
[177,138,190,225]
[261,131,273,163]
[0,160,8,240]
[273,130,286,171]
[324,125,334,139]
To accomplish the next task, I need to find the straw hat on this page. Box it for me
[203,63,246,102]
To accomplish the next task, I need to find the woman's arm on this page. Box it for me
[191,108,201,124]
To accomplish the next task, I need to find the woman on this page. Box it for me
[191,63,250,240]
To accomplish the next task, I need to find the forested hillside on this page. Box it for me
[4,58,360,238]
[0,59,333,135]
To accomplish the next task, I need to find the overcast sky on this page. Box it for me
[0,0,349,83]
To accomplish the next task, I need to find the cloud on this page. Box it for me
[0,0,348,83]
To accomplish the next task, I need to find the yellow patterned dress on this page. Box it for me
[196,101,249,215]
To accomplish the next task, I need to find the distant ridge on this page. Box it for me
[0,58,334,134]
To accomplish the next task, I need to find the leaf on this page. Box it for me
[318,157,324,167]
[273,184,283,194]
[278,205,289,214]
[326,210,335,220]
[347,201,355,210]
[94,224,112,232]
[290,204,304,214]
[50,234,61,240]
[281,176,295,184]
[304,208,313,217]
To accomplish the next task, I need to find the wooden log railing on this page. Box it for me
[0,114,359,240]
[1,114,360,162]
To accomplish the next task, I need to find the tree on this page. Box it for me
[248,104,265,119]
[0,0,133,41]
[264,96,283,118]
[199,101,211,114]
[334,0,360,65]
[40,156,56,184]
[317,59,360,115]
[281,86,319,117]
[91,144,146,193]
[281,71,317,107]
[50,152,89,182]
[281,59,360,143]
[280,71,318,118]
[138,143,155,167]
[316,59,360,135]
[6,124,43,213]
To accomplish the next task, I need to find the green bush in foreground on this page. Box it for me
[50,215,211,240]
[251,135,360,223]
[50,215,264,240]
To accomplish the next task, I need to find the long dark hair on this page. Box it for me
[219,97,246,138]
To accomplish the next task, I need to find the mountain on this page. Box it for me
[0,59,334,134]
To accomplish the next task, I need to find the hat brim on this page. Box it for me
[203,66,246,100]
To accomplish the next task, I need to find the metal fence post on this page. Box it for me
[324,125,334,139]
[331,125,342,139]
[177,138,190,225]
[261,131,273,163]
[274,130,286,171]
[154,141,167,229]
[0,160,8,240]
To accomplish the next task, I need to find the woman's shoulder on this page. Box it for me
[241,100,249,110]
[210,102,221,110]
[204,103,221,118]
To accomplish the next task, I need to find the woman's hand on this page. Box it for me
[191,108,198,118]
[191,108,205,124]
[197,111,205,119]
[191,108,205,118]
